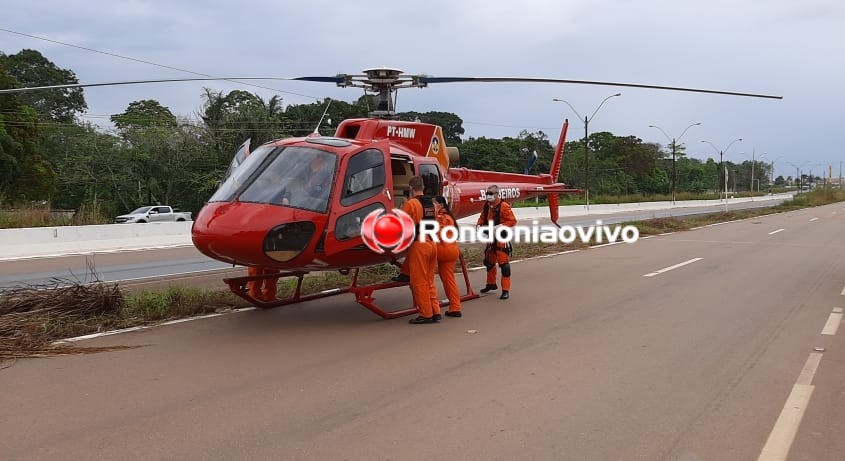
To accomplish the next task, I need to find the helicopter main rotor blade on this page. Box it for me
[419,76,783,100]
[291,76,346,83]
[0,76,310,94]
[0,73,783,100]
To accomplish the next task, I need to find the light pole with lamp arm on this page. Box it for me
[553,93,621,210]
[751,150,768,194]
[648,122,701,203]
[701,138,742,211]
[769,155,784,189]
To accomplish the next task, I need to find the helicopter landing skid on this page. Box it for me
[354,252,479,319]
[224,271,346,310]
[223,252,479,319]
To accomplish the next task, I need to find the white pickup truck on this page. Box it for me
[114,205,192,223]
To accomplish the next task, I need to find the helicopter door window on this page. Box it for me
[418,163,442,196]
[341,149,385,207]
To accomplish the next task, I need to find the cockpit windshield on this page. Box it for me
[209,145,337,213]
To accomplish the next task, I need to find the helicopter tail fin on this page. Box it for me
[549,118,568,180]
[546,118,568,227]
[548,193,560,227]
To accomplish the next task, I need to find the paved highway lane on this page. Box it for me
[0,246,233,289]
[2,202,843,460]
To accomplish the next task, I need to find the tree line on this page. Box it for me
[1,48,782,218]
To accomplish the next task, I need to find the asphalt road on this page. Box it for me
[2,201,844,460]
[0,246,235,290]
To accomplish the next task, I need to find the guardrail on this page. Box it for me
[0,222,193,260]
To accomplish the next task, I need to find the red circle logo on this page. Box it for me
[360,208,416,254]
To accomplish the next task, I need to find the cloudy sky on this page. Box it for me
[3,0,844,179]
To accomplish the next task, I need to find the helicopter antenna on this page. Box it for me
[313,98,332,135]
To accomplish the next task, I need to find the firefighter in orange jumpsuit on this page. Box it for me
[247,266,279,302]
[433,195,462,317]
[402,176,441,324]
[477,184,517,299]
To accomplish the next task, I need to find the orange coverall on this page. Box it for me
[401,197,440,319]
[477,199,517,291]
[435,210,461,313]
[248,266,279,302]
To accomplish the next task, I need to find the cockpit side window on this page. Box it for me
[340,149,385,207]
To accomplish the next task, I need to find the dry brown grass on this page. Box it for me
[0,282,133,363]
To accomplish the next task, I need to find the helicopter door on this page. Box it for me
[323,144,392,256]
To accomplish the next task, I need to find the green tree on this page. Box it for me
[0,49,87,122]
[202,89,289,163]
[0,63,55,203]
[397,111,465,145]
[111,99,177,133]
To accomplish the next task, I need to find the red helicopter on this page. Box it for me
[0,68,782,318]
[192,70,585,318]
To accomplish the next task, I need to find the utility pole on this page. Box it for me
[584,115,589,208]
[751,148,755,193]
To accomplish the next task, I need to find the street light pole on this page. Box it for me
[553,93,621,211]
[752,151,768,194]
[701,138,742,211]
[649,122,701,204]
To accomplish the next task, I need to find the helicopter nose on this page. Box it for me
[191,202,319,266]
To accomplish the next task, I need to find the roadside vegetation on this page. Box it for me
[3,189,843,363]
[0,200,111,229]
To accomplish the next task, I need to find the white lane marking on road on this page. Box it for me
[643,257,703,277]
[821,312,842,335]
[592,242,622,248]
[841,284,845,296]
[833,307,843,313]
[705,218,748,227]
[758,352,822,461]
[658,232,675,236]
[690,226,703,230]
[55,309,255,343]
[796,352,823,385]
[0,244,195,262]
[768,228,785,235]
[809,217,819,222]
